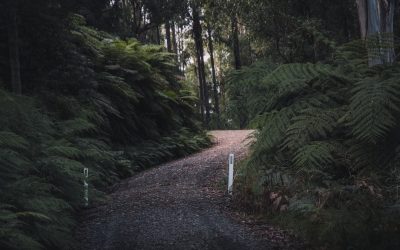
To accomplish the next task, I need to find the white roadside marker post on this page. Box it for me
[228,153,234,195]
[83,168,89,207]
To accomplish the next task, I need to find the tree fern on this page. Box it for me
[293,141,336,174]
[0,12,209,250]
[282,108,343,151]
[261,63,332,86]
[0,131,29,150]
[232,41,400,248]
[253,109,294,152]
[349,70,400,143]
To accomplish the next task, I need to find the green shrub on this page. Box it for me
[0,15,209,250]
[230,40,400,249]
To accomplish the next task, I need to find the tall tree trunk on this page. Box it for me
[207,24,220,128]
[356,0,396,66]
[165,20,172,52]
[194,65,204,118]
[7,0,22,94]
[356,0,368,39]
[192,4,210,127]
[231,15,241,70]
[217,49,226,114]
[171,21,179,70]
[178,25,185,74]
[380,0,395,63]
[156,25,161,45]
[171,22,178,55]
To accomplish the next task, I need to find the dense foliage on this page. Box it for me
[228,41,400,249]
[219,1,400,248]
[3,0,400,249]
[0,8,209,250]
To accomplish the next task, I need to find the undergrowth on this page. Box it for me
[228,40,400,249]
[0,14,210,250]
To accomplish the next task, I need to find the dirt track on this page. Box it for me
[76,130,297,250]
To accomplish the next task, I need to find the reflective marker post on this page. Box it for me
[228,153,234,195]
[83,168,89,207]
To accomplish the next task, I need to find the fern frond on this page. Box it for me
[282,108,343,151]
[0,131,29,150]
[254,108,295,152]
[57,118,97,136]
[262,63,332,86]
[43,144,83,159]
[349,73,400,143]
[293,141,336,173]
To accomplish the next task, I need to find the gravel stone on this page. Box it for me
[76,130,299,250]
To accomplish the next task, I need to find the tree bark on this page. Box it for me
[7,0,22,94]
[171,22,178,54]
[156,25,161,45]
[177,25,185,74]
[380,0,395,63]
[194,65,204,118]
[207,24,220,128]
[165,20,172,52]
[231,15,241,70]
[171,21,179,70]
[356,0,368,39]
[356,0,396,66]
[192,4,210,127]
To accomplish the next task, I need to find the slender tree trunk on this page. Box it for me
[177,25,185,74]
[356,0,368,39]
[217,49,226,117]
[7,0,22,94]
[165,20,172,52]
[367,0,382,65]
[207,25,220,128]
[171,22,178,55]
[193,11,205,123]
[381,0,395,63]
[192,4,210,127]
[356,0,396,66]
[194,65,204,118]
[171,21,179,71]
[231,15,241,70]
[156,25,161,45]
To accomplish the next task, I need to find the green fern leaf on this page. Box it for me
[349,73,400,143]
[293,141,336,172]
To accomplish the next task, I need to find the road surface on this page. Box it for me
[76,130,297,250]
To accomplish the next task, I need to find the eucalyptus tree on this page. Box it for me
[356,0,396,65]
[191,0,211,126]
[205,23,221,128]
[202,1,224,127]
[230,5,242,70]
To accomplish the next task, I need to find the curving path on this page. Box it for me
[76,130,297,250]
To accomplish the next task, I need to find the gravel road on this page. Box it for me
[76,130,298,250]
